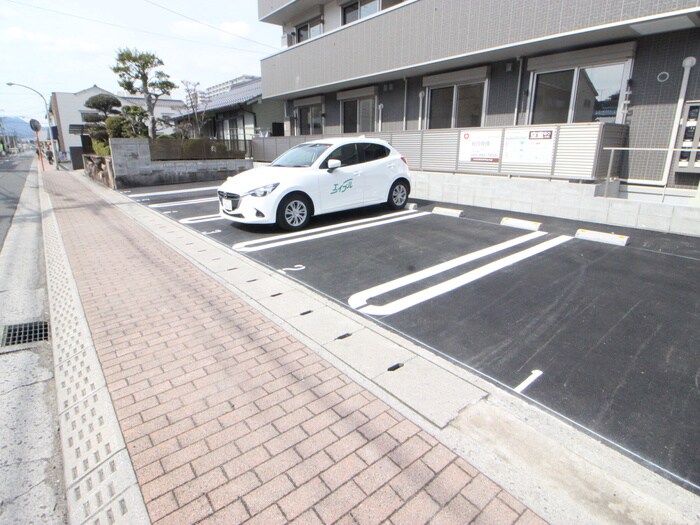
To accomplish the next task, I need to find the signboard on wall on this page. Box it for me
[502,128,556,165]
[458,129,502,163]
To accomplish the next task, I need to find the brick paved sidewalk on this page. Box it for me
[44,172,546,525]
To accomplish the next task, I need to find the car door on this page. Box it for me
[358,143,395,204]
[318,143,364,213]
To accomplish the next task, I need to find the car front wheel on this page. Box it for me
[277,193,312,231]
[387,180,409,210]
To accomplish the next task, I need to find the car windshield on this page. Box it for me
[271,143,330,167]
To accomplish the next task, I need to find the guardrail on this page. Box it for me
[253,122,627,182]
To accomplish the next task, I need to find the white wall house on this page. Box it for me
[50,85,185,167]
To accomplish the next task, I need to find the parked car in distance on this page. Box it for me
[217,137,411,231]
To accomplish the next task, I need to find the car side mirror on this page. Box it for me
[327,159,341,171]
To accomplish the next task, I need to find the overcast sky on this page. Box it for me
[0,0,281,126]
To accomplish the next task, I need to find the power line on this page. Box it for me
[4,0,271,55]
[143,0,279,51]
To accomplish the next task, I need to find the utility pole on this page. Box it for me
[7,82,61,170]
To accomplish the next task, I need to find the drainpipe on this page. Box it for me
[378,103,384,132]
[418,90,425,130]
[662,56,696,186]
[402,77,408,131]
[513,57,524,126]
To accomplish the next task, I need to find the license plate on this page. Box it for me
[223,199,233,211]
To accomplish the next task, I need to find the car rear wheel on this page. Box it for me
[387,180,409,210]
[277,193,312,231]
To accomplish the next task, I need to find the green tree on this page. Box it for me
[84,94,122,120]
[105,105,149,139]
[111,48,177,139]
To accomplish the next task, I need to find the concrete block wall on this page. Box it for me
[110,138,253,189]
[411,170,700,237]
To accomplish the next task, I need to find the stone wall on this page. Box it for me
[110,138,252,188]
[83,155,115,188]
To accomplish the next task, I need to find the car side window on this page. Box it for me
[321,144,359,169]
[360,143,390,163]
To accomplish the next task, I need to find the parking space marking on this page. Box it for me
[233,210,428,253]
[179,214,223,224]
[348,231,547,310]
[358,235,572,316]
[126,186,219,198]
[149,197,218,208]
[278,264,306,274]
[514,370,543,393]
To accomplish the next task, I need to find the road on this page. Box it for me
[0,153,67,525]
[124,180,700,495]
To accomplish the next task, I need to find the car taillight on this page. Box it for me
[401,156,408,165]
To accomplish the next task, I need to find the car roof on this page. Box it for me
[300,136,391,147]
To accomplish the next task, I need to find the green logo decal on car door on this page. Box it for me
[330,178,354,194]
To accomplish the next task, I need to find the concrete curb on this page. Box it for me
[39,173,151,525]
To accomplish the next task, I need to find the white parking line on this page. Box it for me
[149,197,219,208]
[179,214,223,224]
[357,235,572,316]
[514,370,543,393]
[128,186,220,198]
[348,231,546,310]
[233,210,426,252]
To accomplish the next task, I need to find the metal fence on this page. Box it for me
[252,122,627,182]
[150,138,251,161]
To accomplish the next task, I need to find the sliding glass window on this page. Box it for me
[428,83,485,129]
[342,98,375,133]
[530,62,628,125]
[298,104,323,135]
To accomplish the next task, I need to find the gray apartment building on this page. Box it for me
[255,0,700,225]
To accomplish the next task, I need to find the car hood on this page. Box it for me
[218,166,299,194]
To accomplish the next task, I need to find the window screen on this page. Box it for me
[428,86,454,129]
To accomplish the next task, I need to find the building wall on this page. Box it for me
[262,0,700,98]
[626,28,700,187]
[251,99,286,134]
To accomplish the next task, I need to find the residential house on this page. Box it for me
[50,85,185,168]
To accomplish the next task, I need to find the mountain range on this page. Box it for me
[0,116,35,139]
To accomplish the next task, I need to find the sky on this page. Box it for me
[0,0,282,127]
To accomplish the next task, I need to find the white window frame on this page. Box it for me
[526,61,632,125]
[525,43,636,125]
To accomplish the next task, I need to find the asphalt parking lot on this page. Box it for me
[124,180,700,495]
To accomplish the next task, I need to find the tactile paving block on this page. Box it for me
[41,183,150,525]
[54,346,106,413]
[59,386,127,485]
[66,450,150,525]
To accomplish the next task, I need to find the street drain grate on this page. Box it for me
[1,321,50,346]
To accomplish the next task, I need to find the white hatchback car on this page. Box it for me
[217,137,411,230]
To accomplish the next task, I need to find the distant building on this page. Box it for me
[177,76,285,144]
[50,85,185,168]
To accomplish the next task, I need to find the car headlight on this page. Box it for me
[244,183,279,197]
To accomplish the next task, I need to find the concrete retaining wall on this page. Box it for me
[411,171,700,237]
[110,138,252,188]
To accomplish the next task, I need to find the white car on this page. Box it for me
[217,137,411,230]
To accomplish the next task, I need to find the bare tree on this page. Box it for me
[181,80,209,138]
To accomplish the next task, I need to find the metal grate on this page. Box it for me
[1,321,50,346]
